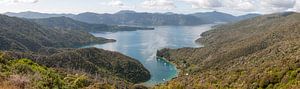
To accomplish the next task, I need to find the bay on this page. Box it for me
[82,24,215,86]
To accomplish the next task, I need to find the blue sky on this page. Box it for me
[0,0,299,15]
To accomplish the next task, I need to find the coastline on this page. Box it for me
[157,56,181,77]
[154,56,180,85]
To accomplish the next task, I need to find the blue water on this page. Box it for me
[82,24,215,86]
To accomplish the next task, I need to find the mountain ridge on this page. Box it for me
[29,16,154,32]
[4,11,261,26]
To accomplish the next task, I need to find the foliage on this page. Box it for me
[0,55,143,89]
[3,48,151,84]
[156,12,300,88]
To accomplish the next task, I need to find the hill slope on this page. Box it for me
[0,15,114,52]
[156,12,300,89]
[0,15,151,88]
[29,16,154,32]
[3,48,151,84]
[0,48,151,88]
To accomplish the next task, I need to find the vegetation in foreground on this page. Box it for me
[0,48,152,89]
[156,12,300,89]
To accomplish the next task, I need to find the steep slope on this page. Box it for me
[0,15,114,52]
[3,48,151,84]
[0,50,150,89]
[0,14,151,88]
[29,16,154,32]
[156,12,300,89]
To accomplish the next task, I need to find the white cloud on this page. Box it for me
[141,0,176,10]
[295,0,300,12]
[108,0,124,7]
[0,0,38,4]
[259,0,296,13]
[223,0,256,12]
[181,0,222,9]
[14,0,38,3]
[180,0,255,11]
[181,0,297,13]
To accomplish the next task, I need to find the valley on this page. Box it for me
[0,5,299,88]
[82,24,215,86]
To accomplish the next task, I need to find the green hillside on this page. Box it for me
[0,15,151,88]
[0,54,142,89]
[156,12,300,89]
[0,15,114,52]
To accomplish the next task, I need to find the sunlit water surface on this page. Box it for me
[82,24,215,86]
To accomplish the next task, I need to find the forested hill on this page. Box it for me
[29,16,154,33]
[156,12,300,89]
[0,15,114,52]
[0,15,151,88]
[0,48,151,88]
[3,47,151,84]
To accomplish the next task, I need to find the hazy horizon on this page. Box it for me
[0,0,299,16]
[2,10,266,16]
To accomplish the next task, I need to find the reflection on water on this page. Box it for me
[82,24,215,86]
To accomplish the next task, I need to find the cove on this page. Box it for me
[82,24,215,86]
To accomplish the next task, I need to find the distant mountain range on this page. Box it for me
[5,11,75,19]
[0,14,114,52]
[4,10,261,26]
[191,11,260,22]
[29,16,154,33]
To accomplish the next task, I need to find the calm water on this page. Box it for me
[83,24,215,86]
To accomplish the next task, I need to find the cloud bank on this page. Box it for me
[0,0,38,3]
[141,0,176,10]
[0,0,299,14]
[108,0,124,7]
[180,0,298,13]
[14,0,38,3]
[181,0,222,9]
[136,0,298,13]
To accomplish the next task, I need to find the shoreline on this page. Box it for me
[154,26,214,87]
[139,57,180,87]
[155,57,181,84]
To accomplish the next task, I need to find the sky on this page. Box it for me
[0,0,299,15]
